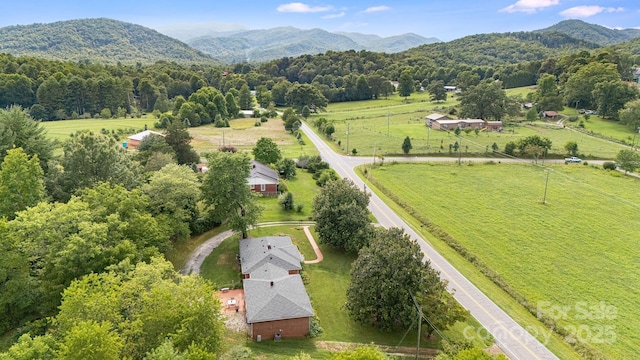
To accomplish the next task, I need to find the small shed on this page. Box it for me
[542,111,559,119]
[425,113,452,127]
[126,130,164,149]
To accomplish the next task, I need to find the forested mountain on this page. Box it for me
[188,27,437,63]
[536,20,640,46]
[0,18,217,65]
[402,31,600,67]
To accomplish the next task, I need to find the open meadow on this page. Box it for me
[309,90,635,159]
[367,161,640,359]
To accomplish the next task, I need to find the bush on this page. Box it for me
[254,121,261,127]
[307,317,323,338]
[260,116,268,123]
[295,203,304,213]
[603,162,616,170]
[278,192,294,211]
[219,145,237,153]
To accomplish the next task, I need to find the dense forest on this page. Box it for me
[0,33,637,124]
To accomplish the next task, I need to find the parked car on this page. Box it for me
[565,156,582,163]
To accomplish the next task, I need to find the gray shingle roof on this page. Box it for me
[250,160,279,183]
[239,236,302,275]
[244,275,314,323]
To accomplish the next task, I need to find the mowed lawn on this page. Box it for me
[40,117,156,142]
[369,162,640,359]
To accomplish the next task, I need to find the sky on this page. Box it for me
[0,0,638,41]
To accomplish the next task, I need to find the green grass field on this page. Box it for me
[309,89,634,159]
[257,170,319,222]
[368,162,640,359]
[40,116,156,142]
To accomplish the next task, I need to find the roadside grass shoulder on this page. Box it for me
[366,161,640,359]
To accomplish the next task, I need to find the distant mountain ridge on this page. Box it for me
[0,18,216,65]
[186,27,440,63]
[536,19,640,46]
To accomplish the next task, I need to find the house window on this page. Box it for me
[260,184,266,192]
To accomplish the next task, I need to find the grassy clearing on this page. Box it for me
[505,86,536,98]
[40,116,156,142]
[199,233,242,289]
[257,170,319,222]
[310,90,632,159]
[368,162,640,359]
[189,117,318,158]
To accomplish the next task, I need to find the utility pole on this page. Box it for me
[427,126,430,149]
[346,122,350,155]
[387,113,390,137]
[222,130,225,146]
[458,136,462,165]
[542,169,550,204]
[416,304,422,360]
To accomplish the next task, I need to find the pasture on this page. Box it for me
[368,162,640,359]
[309,90,634,159]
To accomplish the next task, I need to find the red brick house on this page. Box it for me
[239,236,313,341]
[249,160,279,196]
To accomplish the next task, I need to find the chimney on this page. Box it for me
[267,243,272,250]
[270,281,274,287]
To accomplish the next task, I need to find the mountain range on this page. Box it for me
[186,27,440,63]
[0,18,639,66]
[536,20,640,46]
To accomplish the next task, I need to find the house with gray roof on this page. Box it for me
[239,236,313,340]
[249,160,279,196]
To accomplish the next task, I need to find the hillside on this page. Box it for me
[402,31,600,67]
[536,19,640,46]
[188,27,438,63]
[0,18,217,65]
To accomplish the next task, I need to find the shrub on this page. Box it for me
[254,121,261,127]
[295,203,304,213]
[307,317,323,338]
[278,192,294,211]
[260,116,268,123]
[219,145,237,153]
[603,162,616,170]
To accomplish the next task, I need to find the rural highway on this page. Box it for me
[301,122,559,360]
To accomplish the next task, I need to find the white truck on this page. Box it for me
[565,156,582,163]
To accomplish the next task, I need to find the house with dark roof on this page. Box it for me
[249,160,279,196]
[239,236,313,340]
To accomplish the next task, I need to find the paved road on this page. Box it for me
[301,122,558,360]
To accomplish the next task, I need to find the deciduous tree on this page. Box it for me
[312,179,373,252]
[201,152,261,238]
[285,83,328,112]
[458,80,508,121]
[0,148,45,219]
[616,149,640,174]
[253,137,282,164]
[346,228,465,332]
[165,121,200,165]
[398,70,414,99]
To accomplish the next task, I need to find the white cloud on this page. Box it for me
[363,5,391,13]
[322,12,345,19]
[500,0,560,14]
[277,3,333,13]
[560,6,624,18]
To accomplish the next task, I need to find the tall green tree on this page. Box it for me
[58,320,123,360]
[53,257,224,359]
[51,131,142,202]
[165,121,200,165]
[563,62,619,109]
[346,228,466,332]
[201,152,261,238]
[619,99,640,130]
[402,136,413,155]
[312,179,374,252]
[253,137,282,164]
[427,80,447,102]
[0,148,45,220]
[398,70,414,99]
[592,80,638,120]
[0,106,54,170]
[238,84,253,110]
[285,83,328,112]
[459,80,508,121]
[142,164,201,242]
[536,74,563,111]
[616,149,640,174]
[225,92,239,118]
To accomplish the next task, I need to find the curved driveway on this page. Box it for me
[301,122,558,360]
